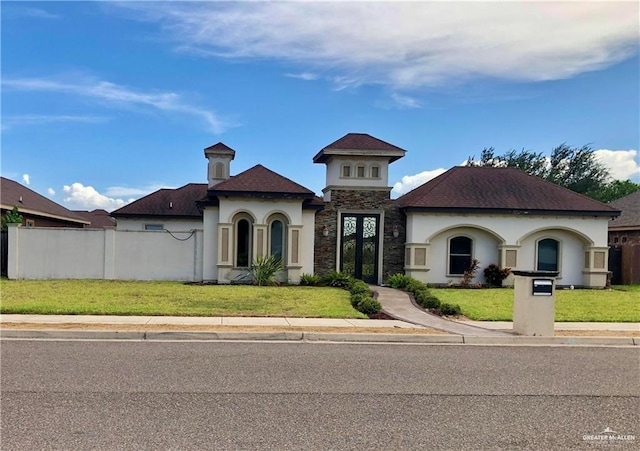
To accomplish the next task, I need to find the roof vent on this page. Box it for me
[169,202,173,209]
[19,196,23,203]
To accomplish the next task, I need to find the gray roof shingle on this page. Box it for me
[609,190,640,229]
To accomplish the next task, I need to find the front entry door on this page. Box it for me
[340,214,380,283]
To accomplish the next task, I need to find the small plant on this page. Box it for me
[460,259,480,288]
[250,255,283,286]
[2,206,23,230]
[439,303,462,316]
[483,264,511,287]
[350,292,369,308]
[348,279,371,296]
[322,271,352,288]
[300,273,320,286]
[385,273,413,289]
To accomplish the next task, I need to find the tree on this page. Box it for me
[589,179,640,203]
[467,144,612,198]
[1,206,23,230]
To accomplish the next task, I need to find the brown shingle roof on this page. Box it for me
[397,167,620,216]
[210,164,315,198]
[204,142,235,152]
[111,183,207,218]
[609,190,640,229]
[313,133,406,163]
[72,209,116,228]
[0,177,89,224]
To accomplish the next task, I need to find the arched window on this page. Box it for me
[449,236,472,275]
[214,163,224,179]
[236,218,251,267]
[537,238,559,271]
[270,220,284,261]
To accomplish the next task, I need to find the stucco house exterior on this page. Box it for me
[110,133,619,287]
[608,190,640,284]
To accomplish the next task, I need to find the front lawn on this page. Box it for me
[433,285,640,322]
[0,279,365,318]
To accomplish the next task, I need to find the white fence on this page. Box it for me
[6,225,203,281]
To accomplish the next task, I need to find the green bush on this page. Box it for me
[405,278,427,295]
[299,273,320,286]
[348,279,371,296]
[322,271,352,288]
[440,303,462,316]
[251,255,283,286]
[386,273,413,289]
[355,296,382,314]
[421,296,441,310]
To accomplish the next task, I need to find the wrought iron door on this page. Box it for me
[341,214,379,283]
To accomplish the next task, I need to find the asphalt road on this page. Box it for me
[1,340,638,450]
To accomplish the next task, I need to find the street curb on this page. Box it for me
[1,329,637,346]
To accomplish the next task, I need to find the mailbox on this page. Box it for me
[532,279,553,296]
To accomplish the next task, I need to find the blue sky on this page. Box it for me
[2,1,639,211]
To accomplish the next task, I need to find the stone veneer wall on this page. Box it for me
[314,189,406,282]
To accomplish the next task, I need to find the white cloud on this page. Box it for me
[104,184,170,197]
[595,149,640,181]
[2,77,228,134]
[22,174,30,185]
[47,188,56,196]
[392,168,447,196]
[117,2,639,90]
[63,183,135,212]
[391,93,421,109]
[285,72,319,81]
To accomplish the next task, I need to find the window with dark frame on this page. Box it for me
[449,236,472,275]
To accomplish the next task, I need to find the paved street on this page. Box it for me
[1,340,638,450]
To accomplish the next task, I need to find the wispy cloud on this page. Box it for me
[2,114,108,131]
[285,72,319,81]
[2,77,229,134]
[116,2,639,90]
[23,7,61,20]
[104,184,171,198]
[22,174,31,186]
[391,93,422,109]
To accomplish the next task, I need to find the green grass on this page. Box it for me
[0,279,366,318]
[432,285,640,322]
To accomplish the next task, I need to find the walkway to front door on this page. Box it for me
[340,214,379,283]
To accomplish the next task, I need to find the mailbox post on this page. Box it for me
[512,270,559,336]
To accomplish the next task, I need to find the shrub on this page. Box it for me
[422,296,441,310]
[2,206,23,230]
[386,273,413,289]
[483,264,511,287]
[355,296,382,314]
[322,271,352,288]
[440,303,462,316]
[405,278,427,295]
[348,279,371,296]
[460,259,480,288]
[350,293,368,308]
[300,273,320,286]
[250,255,283,286]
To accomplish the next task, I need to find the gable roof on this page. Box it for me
[313,133,406,163]
[0,177,89,225]
[111,183,207,218]
[72,209,117,228]
[397,166,620,217]
[208,164,315,199]
[608,190,640,229]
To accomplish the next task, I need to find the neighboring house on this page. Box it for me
[108,133,618,287]
[608,190,640,284]
[73,209,117,229]
[1,177,89,228]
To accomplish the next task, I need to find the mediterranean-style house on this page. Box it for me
[110,133,620,288]
[608,190,640,284]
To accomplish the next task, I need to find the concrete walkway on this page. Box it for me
[372,286,511,336]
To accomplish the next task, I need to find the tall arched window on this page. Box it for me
[270,220,284,260]
[236,218,251,267]
[537,238,559,271]
[449,236,472,275]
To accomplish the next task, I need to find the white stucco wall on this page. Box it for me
[115,218,203,231]
[325,156,390,188]
[202,208,219,281]
[301,210,317,275]
[405,213,611,287]
[8,226,203,281]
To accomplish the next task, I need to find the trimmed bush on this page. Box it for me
[322,271,352,288]
[350,293,368,308]
[348,279,371,296]
[355,296,382,314]
[300,273,320,286]
[440,303,462,316]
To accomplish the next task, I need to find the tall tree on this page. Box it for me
[589,179,640,203]
[467,144,612,199]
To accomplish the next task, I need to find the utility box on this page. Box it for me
[512,270,559,336]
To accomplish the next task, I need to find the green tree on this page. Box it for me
[589,179,640,203]
[467,144,612,198]
[2,206,23,230]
